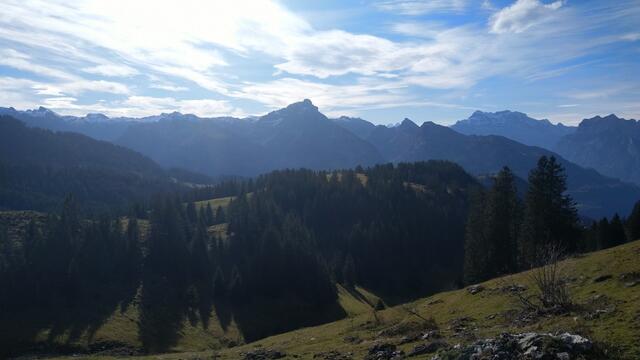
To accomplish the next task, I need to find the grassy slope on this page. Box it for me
[194,196,235,211]
[8,283,380,359]
[41,239,639,360]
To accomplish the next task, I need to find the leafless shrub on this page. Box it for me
[400,304,434,326]
[515,244,573,313]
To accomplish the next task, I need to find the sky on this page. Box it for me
[0,0,639,125]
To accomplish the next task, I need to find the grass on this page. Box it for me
[37,239,639,360]
[7,284,381,359]
[194,196,235,211]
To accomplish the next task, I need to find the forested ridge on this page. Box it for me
[1,159,639,357]
[0,161,478,355]
[0,116,202,213]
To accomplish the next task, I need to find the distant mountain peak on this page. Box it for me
[451,110,576,149]
[399,118,418,129]
[284,99,318,112]
[84,113,109,122]
[25,106,58,117]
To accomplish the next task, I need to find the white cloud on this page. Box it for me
[0,48,130,95]
[490,0,564,34]
[275,30,403,78]
[1,0,638,122]
[149,83,189,92]
[232,77,410,114]
[0,0,309,95]
[82,64,138,77]
[621,33,640,41]
[375,0,468,15]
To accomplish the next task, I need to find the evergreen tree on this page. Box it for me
[205,203,215,226]
[463,190,488,284]
[608,214,627,248]
[342,255,356,288]
[519,156,580,267]
[627,200,640,241]
[125,217,142,282]
[485,167,521,276]
[215,206,226,224]
[186,202,197,224]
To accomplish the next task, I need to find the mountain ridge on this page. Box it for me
[3,102,639,217]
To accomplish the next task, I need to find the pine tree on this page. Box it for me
[463,189,488,284]
[186,202,197,224]
[608,214,627,248]
[125,217,142,281]
[627,200,640,241]
[485,167,521,276]
[205,203,215,226]
[519,156,580,267]
[342,254,356,288]
[215,206,226,224]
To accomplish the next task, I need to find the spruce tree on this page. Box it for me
[608,214,627,248]
[519,156,579,267]
[463,189,488,284]
[342,255,356,288]
[485,167,521,276]
[205,203,215,226]
[215,206,226,224]
[627,200,640,241]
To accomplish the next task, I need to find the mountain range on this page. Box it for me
[451,110,640,186]
[1,101,639,218]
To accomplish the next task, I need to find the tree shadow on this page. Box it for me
[0,281,140,358]
[230,296,347,342]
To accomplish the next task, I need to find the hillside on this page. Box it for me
[0,116,193,212]
[0,161,480,358]
[41,240,638,360]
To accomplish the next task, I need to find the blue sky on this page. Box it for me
[0,0,638,125]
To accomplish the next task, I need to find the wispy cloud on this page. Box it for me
[374,0,469,15]
[0,0,638,121]
[490,0,564,34]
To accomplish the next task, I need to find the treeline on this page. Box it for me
[2,158,639,355]
[223,161,478,300]
[463,156,640,284]
[0,161,479,354]
[0,197,141,310]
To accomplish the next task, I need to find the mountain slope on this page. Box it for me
[451,110,576,149]
[211,240,640,360]
[555,114,640,186]
[333,116,378,140]
[0,116,187,212]
[43,240,640,360]
[364,121,640,218]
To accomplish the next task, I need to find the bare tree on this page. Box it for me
[515,244,572,313]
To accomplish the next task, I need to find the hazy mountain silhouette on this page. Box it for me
[555,114,640,186]
[451,110,575,149]
[338,118,640,218]
[115,99,383,177]
[0,116,195,212]
[3,102,638,217]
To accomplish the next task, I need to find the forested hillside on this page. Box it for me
[0,161,479,357]
[0,116,198,212]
